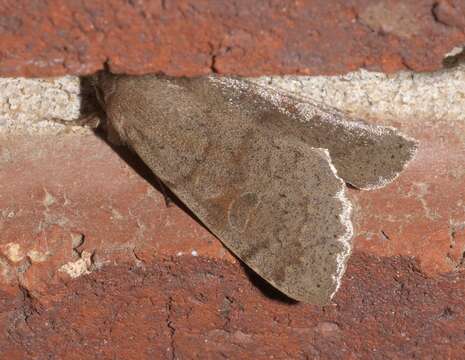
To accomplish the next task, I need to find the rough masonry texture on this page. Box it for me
[0,0,465,77]
[2,255,465,359]
[1,128,464,358]
[98,73,418,304]
[2,0,465,358]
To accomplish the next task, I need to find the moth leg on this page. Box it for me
[153,175,174,208]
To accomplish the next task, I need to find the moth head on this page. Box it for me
[92,71,127,146]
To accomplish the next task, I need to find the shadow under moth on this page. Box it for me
[95,72,417,305]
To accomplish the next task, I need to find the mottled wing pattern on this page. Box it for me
[98,74,353,304]
[208,77,418,190]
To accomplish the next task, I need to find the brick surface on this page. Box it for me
[1,254,465,359]
[352,117,465,275]
[2,0,465,357]
[0,0,464,77]
[1,123,465,358]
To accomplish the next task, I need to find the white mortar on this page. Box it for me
[1,63,465,134]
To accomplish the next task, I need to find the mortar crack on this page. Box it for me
[431,1,465,33]
[380,230,391,241]
[220,295,234,330]
[431,2,443,24]
[166,296,177,360]
[210,54,219,73]
[131,247,145,264]
[447,221,465,270]
[17,282,42,333]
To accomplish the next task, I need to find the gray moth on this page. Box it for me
[95,72,417,305]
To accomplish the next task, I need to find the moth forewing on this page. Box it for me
[96,72,416,304]
[208,76,418,190]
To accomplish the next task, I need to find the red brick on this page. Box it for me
[0,0,464,77]
[1,254,464,359]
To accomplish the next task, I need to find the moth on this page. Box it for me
[95,72,417,305]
